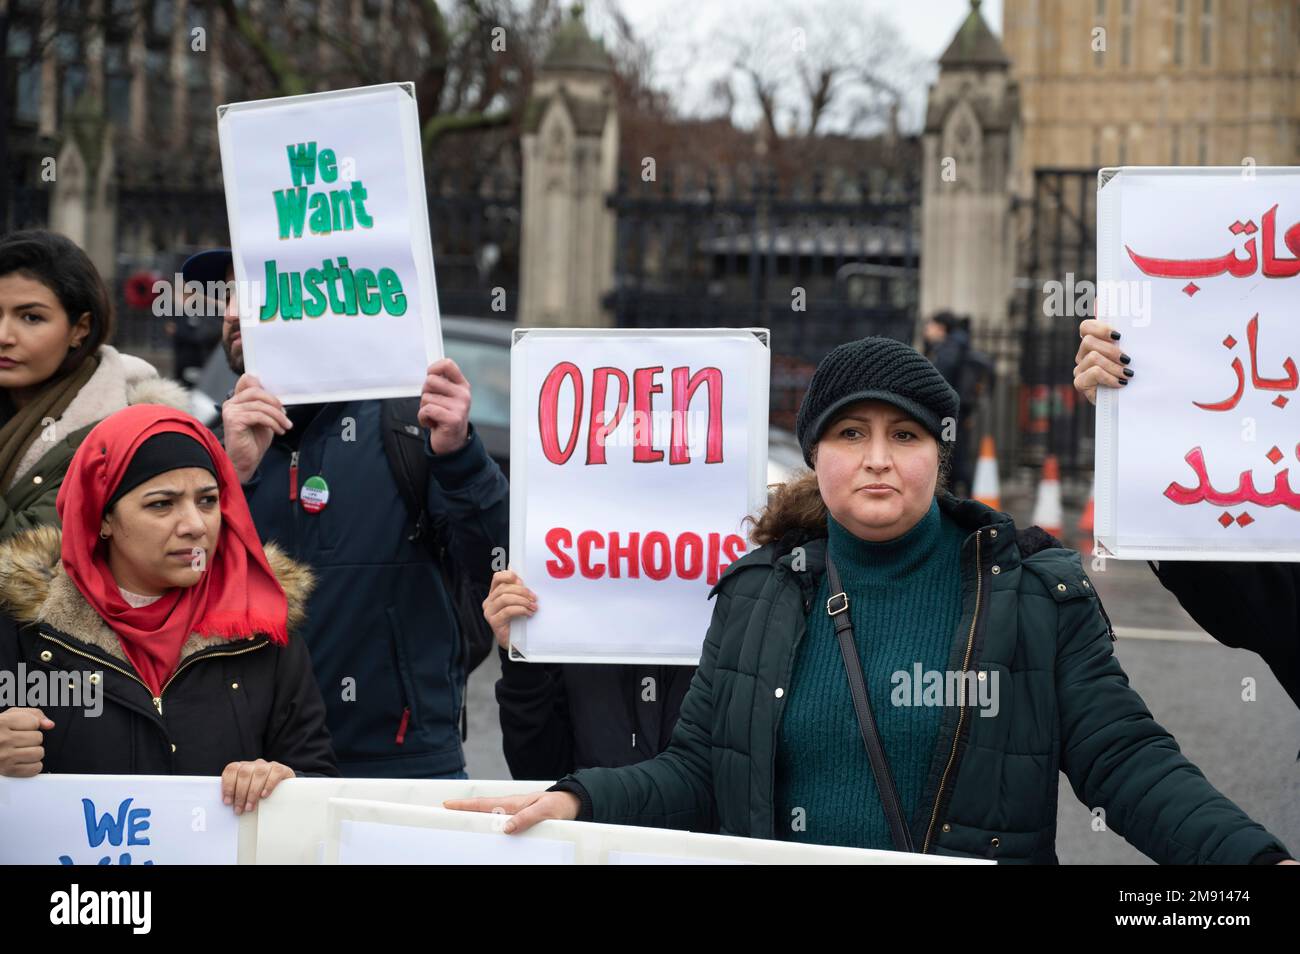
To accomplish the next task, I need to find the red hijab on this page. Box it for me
[56,404,288,696]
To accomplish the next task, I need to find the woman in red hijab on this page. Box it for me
[0,404,336,813]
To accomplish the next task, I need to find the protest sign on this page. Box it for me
[0,775,246,865]
[254,777,546,864]
[321,796,986,865]
[217,82,442,404]
[508,328,770,664]
[1095,167,1300,559]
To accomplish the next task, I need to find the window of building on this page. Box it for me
[60,62,89,123]
[1200,0,1213,66]
[151,0,175,38]
[1197,125,1208,164]
[1171,125,1181,164]
[1094,0,1107,68]
[1121,0,1132,68]
[7,26,42,124]
[104,41,132,126]
[146,48,172,133]
[1174,0,1186,66]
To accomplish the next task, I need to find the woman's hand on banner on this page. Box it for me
[222,374,292,483]
[1074,319,1132,405]
[483,570,538,649]
[420,358,471,455]
[442,791,581,834]
[0,707,53,778]
[220,759,295,815]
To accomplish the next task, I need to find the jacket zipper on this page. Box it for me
[922,528,983,854]
[289,450,300,500]
[768,561,810,836]
[157,642,268,714]
[39,633,160,712]
[40,632,266,716]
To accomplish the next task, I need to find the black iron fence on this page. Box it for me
[606,169,920,430]
[1004,167,1099,493]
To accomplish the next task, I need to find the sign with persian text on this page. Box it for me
[1095,167,1300,559]
[217,83,442,404]
[508,329,770,663]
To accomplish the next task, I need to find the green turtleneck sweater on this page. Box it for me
[775,499,967,850]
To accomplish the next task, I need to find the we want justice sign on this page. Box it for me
[1095,167,1300,559]
[217,83,443,404]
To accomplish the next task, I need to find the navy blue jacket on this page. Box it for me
[239,401,508,777]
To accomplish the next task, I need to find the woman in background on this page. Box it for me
[0,230,188,537]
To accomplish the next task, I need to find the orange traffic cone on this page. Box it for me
[1032,455,1064,538]
[972,435,1001,510]
[1078,480,1094,535]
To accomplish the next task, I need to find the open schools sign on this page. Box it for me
[217,83,442,404]
[508,329,770,665]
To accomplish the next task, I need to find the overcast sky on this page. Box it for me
[581,0,1005,135]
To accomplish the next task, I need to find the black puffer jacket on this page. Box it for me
[1152,560,1300,711]
[0,526,337,777]
[495,649,693,779]
[554,497,1291,863]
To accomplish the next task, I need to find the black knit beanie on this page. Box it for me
[795,336,960,467]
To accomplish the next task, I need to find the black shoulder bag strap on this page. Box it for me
[824,553,916,853]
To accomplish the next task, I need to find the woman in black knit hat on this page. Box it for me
[455,337,1292,864]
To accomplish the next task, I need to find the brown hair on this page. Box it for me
[0,229,115,379]
[747,439,953,546]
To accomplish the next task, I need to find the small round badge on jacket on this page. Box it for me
[300,475,330,513]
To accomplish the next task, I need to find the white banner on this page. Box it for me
[508,328,770,664]
[322,797,987,865]
[253,777,547,864]
[217,82,442,404]
[1095,166,1300,559]
[0,775,248,865]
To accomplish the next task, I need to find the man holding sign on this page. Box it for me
[197,83,508,779]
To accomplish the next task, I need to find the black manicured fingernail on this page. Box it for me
[1120,353,1131,365]
[1123,368,1134,377]
[1119,377,1129,385]
[1109,331,1122,340]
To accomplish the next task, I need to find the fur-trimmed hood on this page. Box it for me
[7,345,192,489]
[0,525,313,666]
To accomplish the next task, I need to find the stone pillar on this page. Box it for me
[919,0,1020,332]
[49,96,116,280]
[519,10,618,328]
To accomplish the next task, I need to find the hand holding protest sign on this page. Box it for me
[1094,167,1300,559]
[221,374,292,483]
[508,328,769,664]
[420,358,472,455]
[0,707,53,778]
[217,83,442,404]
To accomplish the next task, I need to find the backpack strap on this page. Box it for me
[380,397,436,550]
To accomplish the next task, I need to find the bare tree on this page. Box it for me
[214,0,566,162]
[722,0,922,142]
